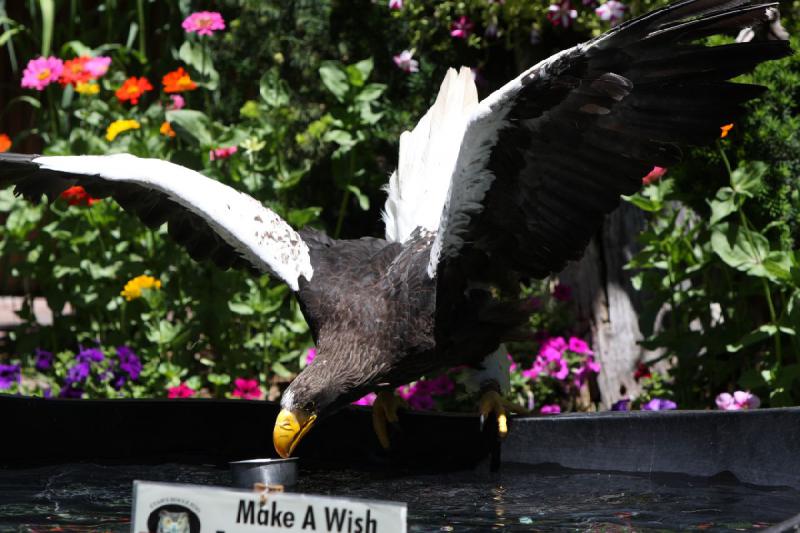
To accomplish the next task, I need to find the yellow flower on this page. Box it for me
[75,82,100,95]
[121,274,162,301]
[106,119,141,142]
[160,121,176,138]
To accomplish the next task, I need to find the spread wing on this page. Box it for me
[428,0,790,282]
[0,153,313,290]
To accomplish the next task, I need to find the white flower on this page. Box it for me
[596,0,626,24]
[393,50,419,73]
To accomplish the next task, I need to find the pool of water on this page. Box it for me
[1,462,798,531]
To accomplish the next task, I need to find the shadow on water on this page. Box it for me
[1,462,798,532]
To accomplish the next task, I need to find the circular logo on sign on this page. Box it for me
[146,504,201,533]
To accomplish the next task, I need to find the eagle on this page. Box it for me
[0,0,789,458]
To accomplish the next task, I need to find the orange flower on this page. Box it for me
[115,76,153,105]
[720,123,734,138]
[160,121,176,138]
[162,67,197,93]
[59,56,91,86]
[0,134,11,153]
[60,185,100,206]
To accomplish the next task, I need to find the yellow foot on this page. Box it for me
[478,389,530,438]
[372,390,408,449]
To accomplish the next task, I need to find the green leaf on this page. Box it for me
[178,41,219,90]
[348,58,373,87]
[38,0,54,56]
[727,324,795,352]
[0,27,20,48]
[165,110,213,146]
[286,206,321,227]
[711,223,772,279]
[347,185,370,211]
[228,301,254,315]
[624,193,661,213]
[707,187,736,225]
[271,361,293,379]
[729,161,766,198]
[356,83,386,102]
[319,62,349,101]
[259,70,290,108]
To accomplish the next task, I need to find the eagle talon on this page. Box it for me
[372,390,408,450]
[478,389,529,439]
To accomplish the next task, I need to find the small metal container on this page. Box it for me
[230,458,298,489]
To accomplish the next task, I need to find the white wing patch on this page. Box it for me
[427,47,579,278]
[382,67,479,243]
[34,154,312,291]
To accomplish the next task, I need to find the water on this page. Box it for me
[0,462,798,531]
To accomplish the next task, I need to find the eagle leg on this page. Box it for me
[371,390,408,450]
[478,386,530,438]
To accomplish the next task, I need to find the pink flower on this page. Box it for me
[84,56,112,78]
[388,0,403,8]
[573,356,601,387]
[642,166,667,185]
[717,391,760,410]
[540,404,561,414]
[393,50,419,73]
[167,382,195,398]
[209,146,238,161]
[552,283,572,301]
[426,374,455,395]
[182,11,226,36]
[641,398,677,411]
[305,347,317,365]
[507,353,517,372]
[352,392,377,406]
[568,336,592,355]
[547,0,577,27]
[450,16,474,39]
[733,391,760,409]
[169,94,185,110]
[549,358,570,380]
[232,377,264,400]
[595,0,626,24]
[21,56,63,91]
[522,359,544,380]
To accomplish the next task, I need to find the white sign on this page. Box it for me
[131,481,407,533]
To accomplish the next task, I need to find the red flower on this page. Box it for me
[642,166,667,185]
[115,76,153,105]
[0,134,11,153]
[59,56,92,86]
[633,362,651,381]
[60,185,100,206]
[232,377,264,400]
[162,66,198,93]
[168,382,195,398]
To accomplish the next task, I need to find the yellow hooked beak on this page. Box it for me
[273,409,317,458]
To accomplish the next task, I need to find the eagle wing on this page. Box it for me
[428,0,790,282]
[0,153,313,291]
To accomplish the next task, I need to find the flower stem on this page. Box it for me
[136,0,147,59]
[334,188,350,239]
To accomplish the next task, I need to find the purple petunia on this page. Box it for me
[116,346,141,380]
[0,363,21,390]
[66,361,90,385]
[611,398,630,411]
[60,385,84,398]
[641,398,677,411]
[34,349,54,371]
[76,346,104,364]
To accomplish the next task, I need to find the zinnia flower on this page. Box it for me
[168,382,195,398]
[60,185,100,206]
[115,76,153,105]
[642,166,667,185]
[0,363,20,390]
[641,398,677,411]
[160,121,176,138]
[121,274,162,301]
[595,0,626,24]
[0,134,11,153]
[169,94,185,110]
[75,82,100,95]
[393,50,419,73]
[106,119,141,141]
[21,56,63,90]
[547,0,578,27]
[540,404,561,414]
[720,123,734,138]
[182,11,226,36]
[162,66,198,93]
[633,362,651,381]
[232,378,264,400]
[84,56,112,78]
[35,349,53,371]
[209,146,237,161]
[388,0,403,8]
[450,16,474,39]
[59,56,92,86]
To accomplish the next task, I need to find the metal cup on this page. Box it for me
[230,457,298,489]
